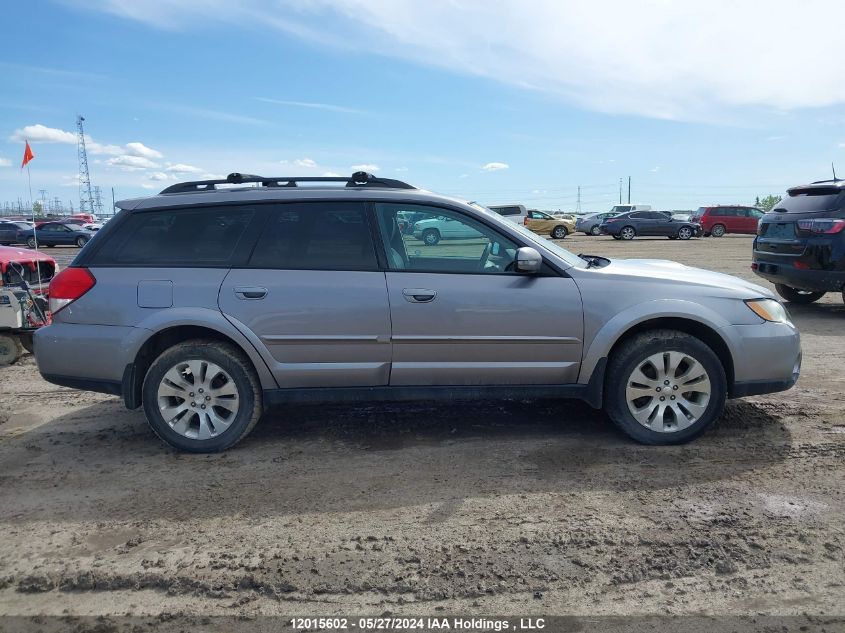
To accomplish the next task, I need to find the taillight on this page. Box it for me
[48,267,96,314]
[523,216,529,225]
[796,218,845,234]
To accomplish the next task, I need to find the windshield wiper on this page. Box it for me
[578,253,610,269]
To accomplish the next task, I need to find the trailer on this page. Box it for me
[0,246,55,365]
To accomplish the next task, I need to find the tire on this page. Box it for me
[703,232,711,238]
[668,236,677,240]
[590,225,601,236]
[26,237,37,248]
[0,334,23,366]
[612,235,622,240]
[551,225,568,239]
[711,224,726,237]
[775,284,825,304]
[142,340,263,452]
[76,236,89,248]
[422,229,440,246]
[620,226,636,240]
[677,226,693,240]
[605,329,727,445]
[20,333,34,354]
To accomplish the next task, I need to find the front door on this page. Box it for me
[219,201,392,388]
[374,202,583,386]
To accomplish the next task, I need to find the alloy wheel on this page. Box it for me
[625,351,712,433]
[156,359,241,440]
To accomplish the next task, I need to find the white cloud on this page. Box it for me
[8,124,153,157]
[125,141,164,159]
[78,1,845,121]
[0,157,11,168]
[148,171,170,181]
[294,158,317,168]
[107,155,160,170]
[650,166,661,172]
[395,167,408,172]
[10,124,76,144]
[351,163,379,172]
[257,97,364,114]
[322,171,341,177]
[141,183,157,189]
[166,163,204,174]
[482,162,509,172]
[459,173,469,179]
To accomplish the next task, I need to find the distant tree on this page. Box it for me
[757,195,782,212]
[32,200,44,216]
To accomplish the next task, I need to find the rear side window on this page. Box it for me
[489,205,523,216]
[248,202,378,271]
[777,188,845,214]
[90,206,256,266]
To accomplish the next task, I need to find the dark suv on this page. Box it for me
[753,179,845,304]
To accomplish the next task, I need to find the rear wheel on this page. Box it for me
[422,229,440,246]
[590,225,602,236]
[551,225,568,239]
[605,329,726,444]
[775,284,825,304]
[620,226,636,240]
[142,340,263,452]
[26,237,36,248]
[0,334,23,366]
[711,224,726,237]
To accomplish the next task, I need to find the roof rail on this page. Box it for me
[159,171,415,194]
[809,178,844,184]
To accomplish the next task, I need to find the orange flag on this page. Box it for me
[21,140,34,168]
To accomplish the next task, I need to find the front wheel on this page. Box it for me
[0,334,23,366]
[605,329,727,444]
[26,237,37,248]
[775,284,825,304]
[677,226,693,240]
[620,226,636,240]
[590,225,602,236]
[76,236,89,248]
[422,229,440,246]
[142,340,263,452]
[551,225,568,239]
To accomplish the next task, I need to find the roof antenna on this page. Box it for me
[833,162,839,181]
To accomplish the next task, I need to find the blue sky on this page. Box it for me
[1,0,843,214]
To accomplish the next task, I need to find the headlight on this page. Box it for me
[745,298,791,324]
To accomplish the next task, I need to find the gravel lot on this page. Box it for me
[1,235,843,622]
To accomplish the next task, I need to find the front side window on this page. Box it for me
[376,203,518,274]
[249,202,377,271]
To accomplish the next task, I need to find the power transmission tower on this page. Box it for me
[76,115,95,214]
[93,186,104,216]
[576,185,582,214]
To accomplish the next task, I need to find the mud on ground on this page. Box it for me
[0,235,843,619]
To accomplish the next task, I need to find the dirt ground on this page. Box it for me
[0,235,843,623]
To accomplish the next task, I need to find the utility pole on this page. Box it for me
[627,176,631,204]
[576,185,582,214]
[619,178,623,204]
[111,187,116,216]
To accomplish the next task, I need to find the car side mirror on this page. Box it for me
[514,247,542,274]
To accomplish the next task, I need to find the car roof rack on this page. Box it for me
[159,171,415,194]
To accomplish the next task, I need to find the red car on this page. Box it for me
[0,245,57,293]
[691,205,765,237]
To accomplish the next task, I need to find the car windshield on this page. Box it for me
[468,202,587,268]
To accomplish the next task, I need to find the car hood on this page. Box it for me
[598,258,774,299]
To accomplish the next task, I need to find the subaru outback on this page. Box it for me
[35,172,801,452]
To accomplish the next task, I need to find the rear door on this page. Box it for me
[219,201,392,388]
[374,202,583,386]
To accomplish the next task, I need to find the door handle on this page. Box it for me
[234,286,268,300]
[402,288,437,303]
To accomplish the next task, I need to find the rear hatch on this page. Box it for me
[756,185,845,259]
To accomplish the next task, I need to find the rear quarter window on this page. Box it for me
[87,205,258,267]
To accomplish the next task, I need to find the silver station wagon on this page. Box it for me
[35,172,801,452]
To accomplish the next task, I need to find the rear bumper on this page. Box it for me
[752,259,845,292]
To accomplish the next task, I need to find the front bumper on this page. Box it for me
[725,321,801,398]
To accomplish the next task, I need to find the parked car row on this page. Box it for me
[0,221,97,248]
